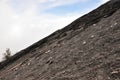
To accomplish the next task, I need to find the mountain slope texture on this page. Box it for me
[0,0,120,80]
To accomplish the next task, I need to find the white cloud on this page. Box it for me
[10,25,23,37]
[99,0,110,4]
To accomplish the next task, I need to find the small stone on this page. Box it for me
[114,22,117,26]
[110,25,113,27]
[93,24,96,26]
[62,71,66,73]
[14,68,18,71]
[49,57,52,60]
[45,50,51,53]
[27,62,31,66]
[91,35,95,38]
[46,57,53,64]
[83,41,86,44]
[103,15,108,18]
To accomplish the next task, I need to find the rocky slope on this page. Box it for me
[0,0,120,80]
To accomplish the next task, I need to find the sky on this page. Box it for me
[0,0,109,61]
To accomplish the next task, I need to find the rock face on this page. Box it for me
[0,0,120,80]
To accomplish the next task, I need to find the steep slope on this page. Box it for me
[0,0,120,80]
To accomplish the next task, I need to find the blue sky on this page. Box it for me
[44,0,100,15]
[0,0,109,61]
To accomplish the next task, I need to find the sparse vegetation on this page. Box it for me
[3,48,11,60]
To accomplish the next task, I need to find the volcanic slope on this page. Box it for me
[0,0,120,80]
